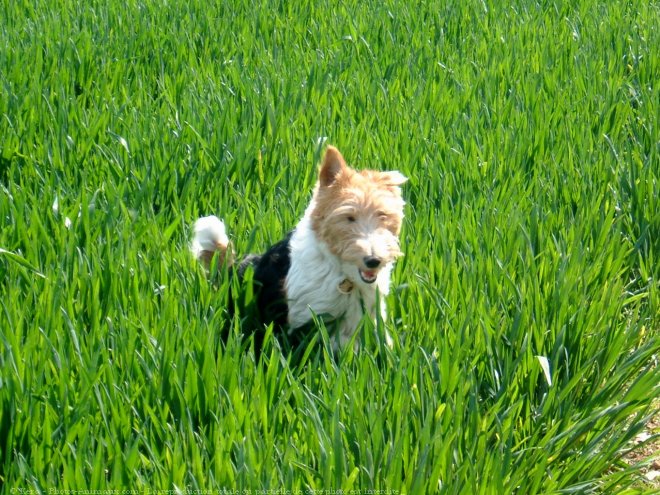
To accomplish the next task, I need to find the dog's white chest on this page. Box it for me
[285,256,366,327]
[286,273,374,347]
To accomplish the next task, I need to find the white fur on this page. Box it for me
[285,202,392,349]
[191,215,228,258]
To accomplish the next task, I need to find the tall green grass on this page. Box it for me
[1,0,658,492]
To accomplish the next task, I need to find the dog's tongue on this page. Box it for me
[358,267,378,284]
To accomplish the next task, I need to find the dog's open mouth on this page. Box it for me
[359,269,378,284]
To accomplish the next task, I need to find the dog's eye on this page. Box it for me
[347,215,356,222]
[377,211,389,220]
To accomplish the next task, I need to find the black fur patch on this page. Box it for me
[229,233,317,354]
[238,233,292,326]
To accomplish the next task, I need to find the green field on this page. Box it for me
[1,0,659,493]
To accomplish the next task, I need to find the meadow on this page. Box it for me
[1,0,658,493]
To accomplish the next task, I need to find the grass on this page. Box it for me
[1,0,658,492]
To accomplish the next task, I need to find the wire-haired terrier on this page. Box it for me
[192,146,407,350]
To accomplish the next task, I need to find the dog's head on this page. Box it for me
[310,146,407,285]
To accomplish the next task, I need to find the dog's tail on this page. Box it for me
[191,215,231,270]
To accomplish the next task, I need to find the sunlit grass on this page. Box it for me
[1,0,658,493]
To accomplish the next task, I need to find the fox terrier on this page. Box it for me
[191,146,407,350]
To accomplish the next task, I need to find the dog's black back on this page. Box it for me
[221,232,318,356]
[227,233,297,353]
[235,232,292,327]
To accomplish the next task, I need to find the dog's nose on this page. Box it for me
[364,256,382,269]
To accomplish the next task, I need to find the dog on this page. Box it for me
[191,146,407,350]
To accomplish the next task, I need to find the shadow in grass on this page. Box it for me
[0,152,16,186]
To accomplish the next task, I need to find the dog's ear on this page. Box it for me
[380,171,408,187]
[319,146,347,187]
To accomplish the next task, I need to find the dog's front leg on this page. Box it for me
[378,300,393,348]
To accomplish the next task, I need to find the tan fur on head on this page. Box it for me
[310,146,407,283]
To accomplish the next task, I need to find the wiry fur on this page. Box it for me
[192,146,407,350]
